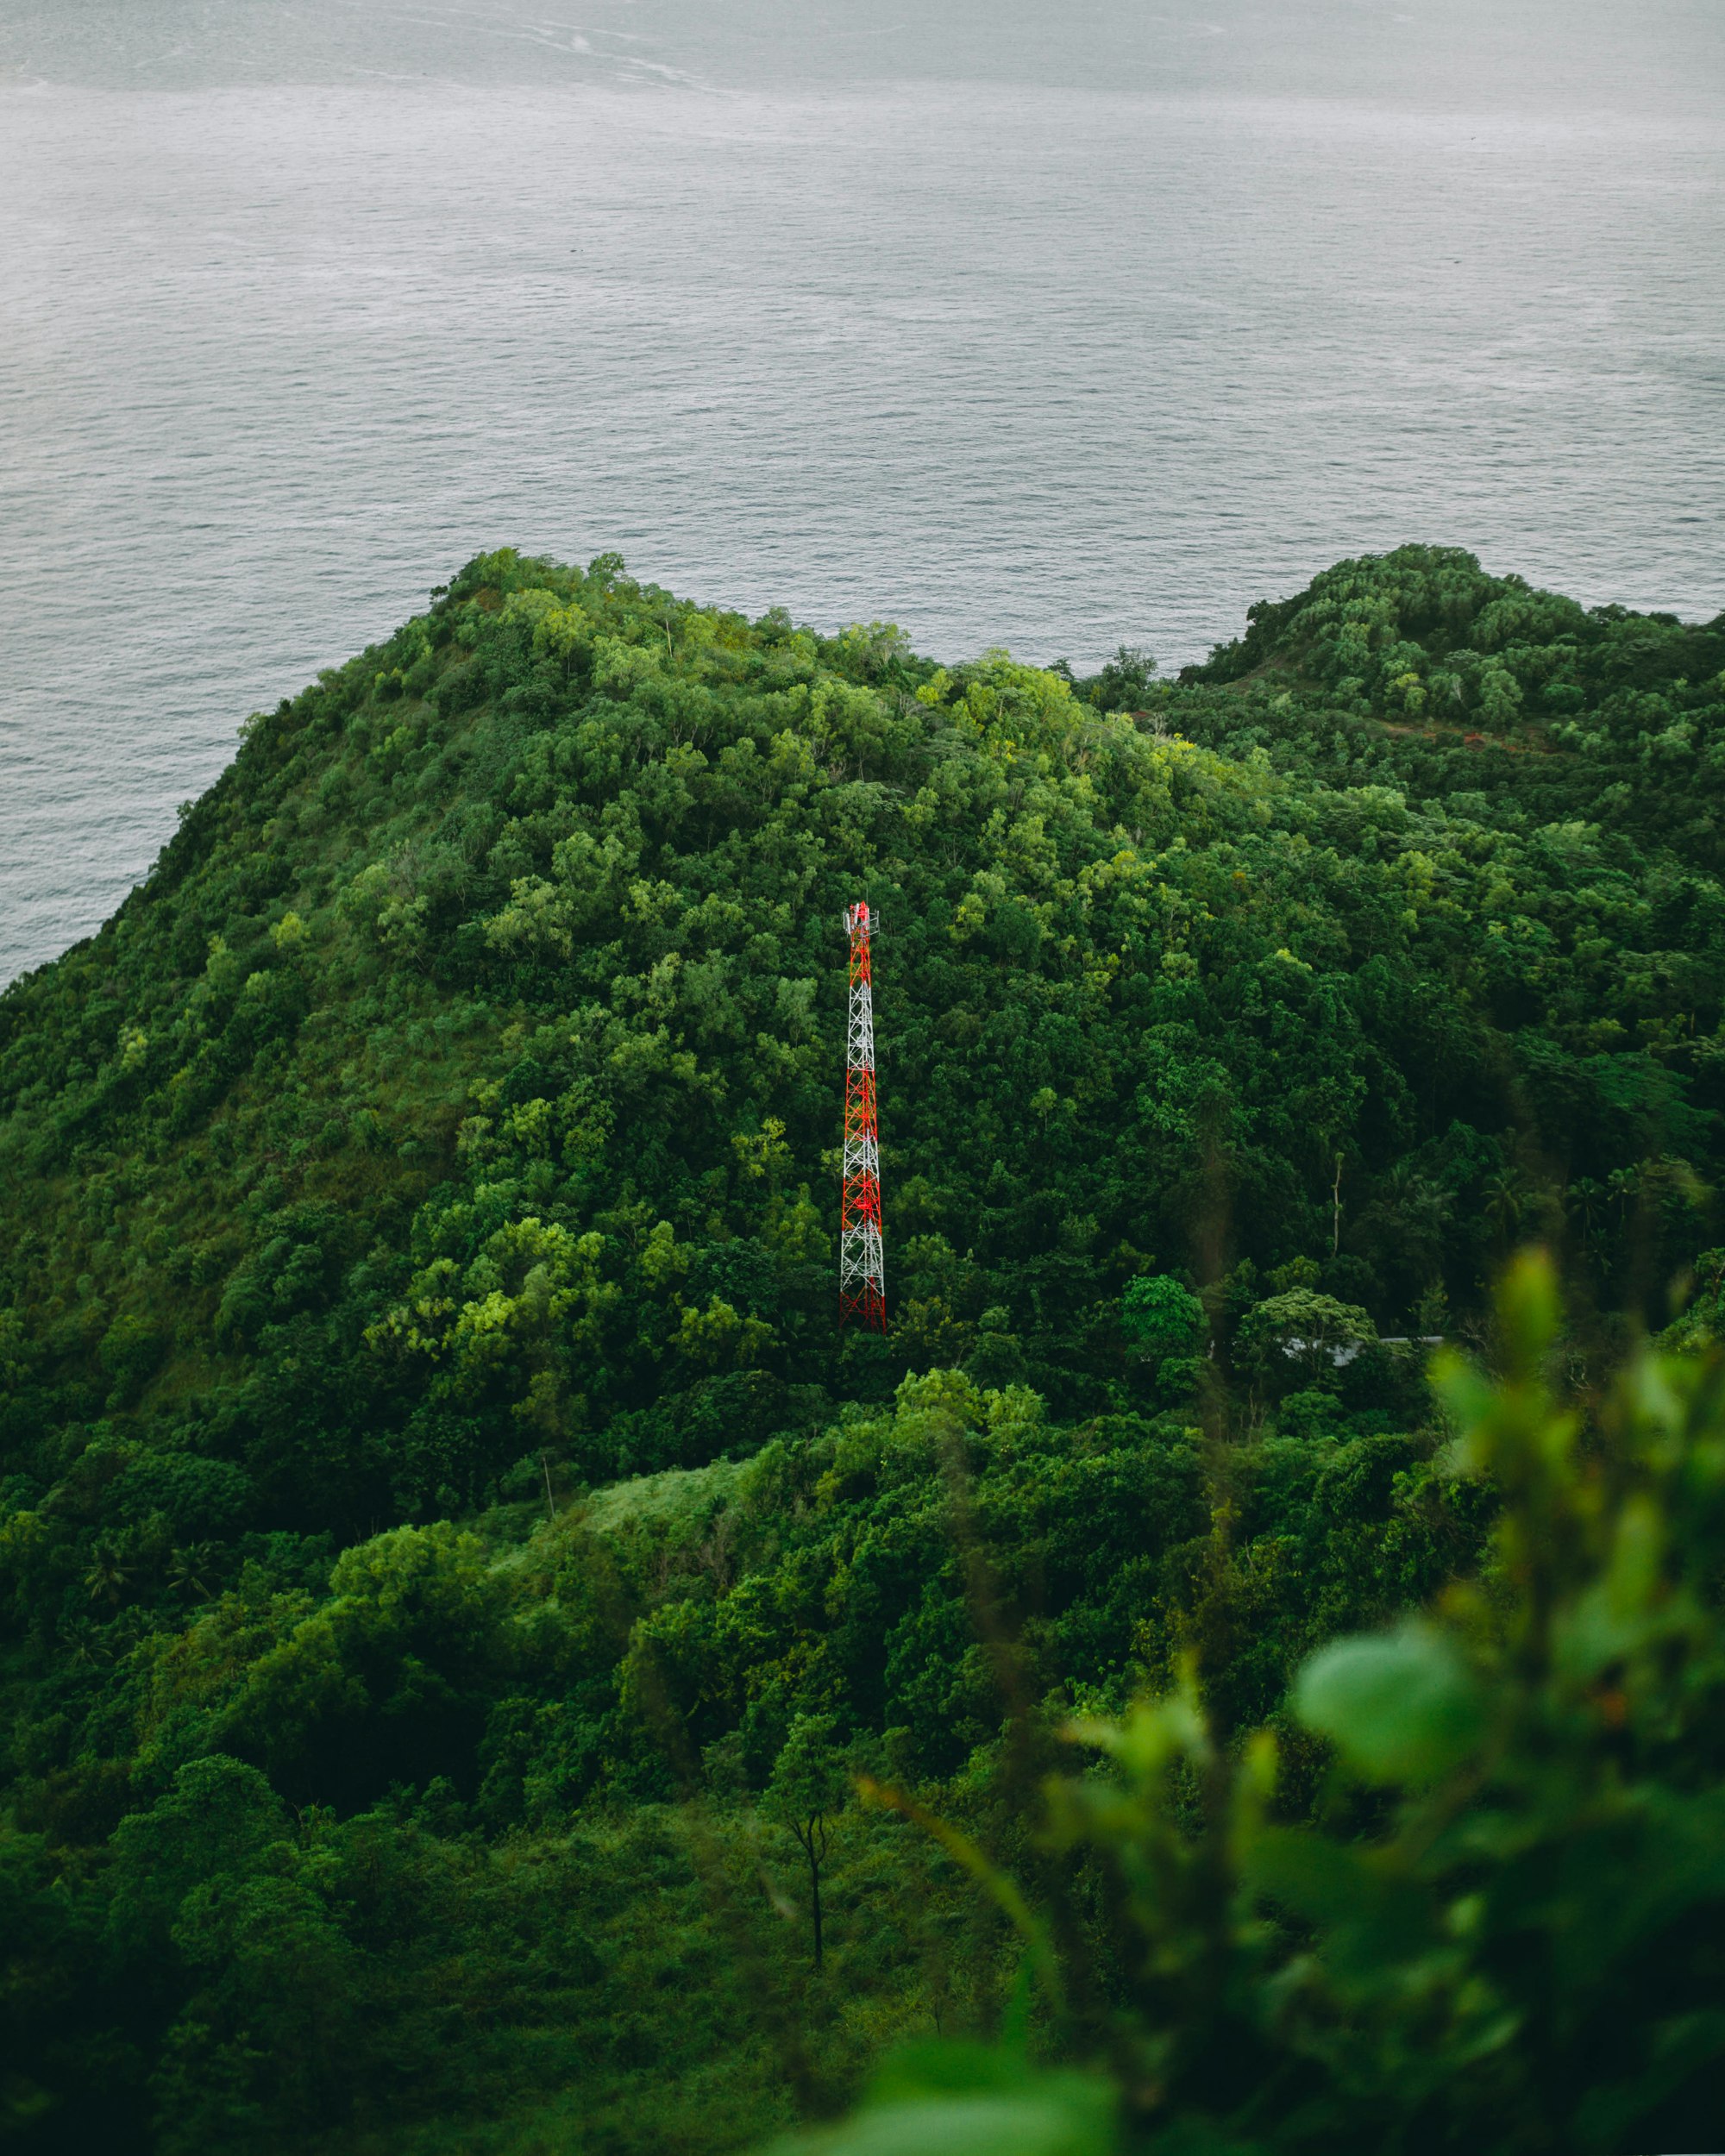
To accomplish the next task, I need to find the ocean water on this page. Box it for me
[1,2,1722,985]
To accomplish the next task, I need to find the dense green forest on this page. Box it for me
[3,544,1725,2153]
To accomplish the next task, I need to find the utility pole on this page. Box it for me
[839,902,886,1331]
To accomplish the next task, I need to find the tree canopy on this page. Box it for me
[2,544,1723,2151]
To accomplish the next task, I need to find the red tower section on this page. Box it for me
[839,902,886,1331]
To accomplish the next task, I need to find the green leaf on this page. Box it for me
[1293,1624,1484,1783]
[768,2046,1116,2156]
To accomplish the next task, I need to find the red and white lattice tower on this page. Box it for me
[839,902,886,1331]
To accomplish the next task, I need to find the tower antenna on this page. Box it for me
[839,901,886,1331]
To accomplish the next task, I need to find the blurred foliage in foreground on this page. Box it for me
[785,1256,1725,2156]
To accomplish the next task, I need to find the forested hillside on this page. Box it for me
[4,545,1725,2153]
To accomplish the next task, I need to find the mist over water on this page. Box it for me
[1,1,1722,984]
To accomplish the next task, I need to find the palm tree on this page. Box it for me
[1484,1170,1528,1251]
[1566,1177,1605,1257]
[84,1543,131,1607]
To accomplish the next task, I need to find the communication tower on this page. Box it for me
[839,902,886,1330]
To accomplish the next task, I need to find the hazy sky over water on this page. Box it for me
[1,0,1721,983]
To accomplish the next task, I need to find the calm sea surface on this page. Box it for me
[2,1,1722,984]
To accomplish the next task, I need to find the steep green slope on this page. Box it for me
[1,544,1722,2151]
[3,545,1720,1527]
